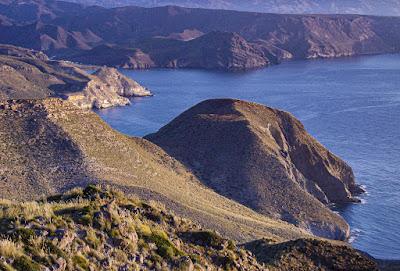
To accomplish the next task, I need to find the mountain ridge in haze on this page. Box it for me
[63,0,400,16]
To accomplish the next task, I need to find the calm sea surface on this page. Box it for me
[97,55,400,259]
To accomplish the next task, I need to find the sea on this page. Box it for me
[97,54,400,259]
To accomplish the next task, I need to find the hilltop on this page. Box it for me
[146,99,364,240]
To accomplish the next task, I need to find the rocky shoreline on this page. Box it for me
[0,44,152,109]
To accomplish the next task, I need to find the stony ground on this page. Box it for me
[0,186,378,271]
[0,186,264,271]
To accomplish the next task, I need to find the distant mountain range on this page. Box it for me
[65,0,400,16]
[1,0,400,71]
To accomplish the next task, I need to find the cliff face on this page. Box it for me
[146,99,363,240]
[0,44,151,108]
[1,1,400,71]
[0,98,312,243]
[68,66,152,109]
[70,32,270,71]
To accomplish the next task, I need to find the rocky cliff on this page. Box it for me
[0,98,312,243]
[70,32,270,71]
[0,44,152,108]
[67,66,152,109]
[146,99,364,240]
[0,186,377,271]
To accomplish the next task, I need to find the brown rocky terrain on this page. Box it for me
[0,98,313,243]
[1,1,400,71]
[244,238,378,271]
[70,32,270,71]
[146,99,364,240]
[0,44,151,108]
[0,185,378,271]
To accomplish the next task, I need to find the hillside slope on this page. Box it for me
[0,98,312,242]
[0,186,378,271]
[146,99,364,240]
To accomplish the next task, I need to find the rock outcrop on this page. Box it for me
[146,99,364,240]
[92,66,151,97]
[68,66,152,109]
[0,98,311,243]
[0,44,152,109]
[244,238,378,271]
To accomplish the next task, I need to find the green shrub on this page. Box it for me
[136,223,152,237]
[13,228,35,243]
[186,231,225,249]
[149,230,183,259]
[73,254,90,271]
[0,262,15,271]
[12,256,41,271]
[85,229,101,249]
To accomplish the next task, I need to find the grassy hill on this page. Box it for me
[0,98,310,243]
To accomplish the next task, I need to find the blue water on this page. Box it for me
[97,55,400,259]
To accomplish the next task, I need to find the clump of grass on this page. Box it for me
[12,256,41,271]
[46,187,84,203]
[73,253,90,271]
[149,229,183,259]
[0,261,15,271]
[0,239,22,258]
[185,231,225,249]
[55,203,99,226]
[12,228,35,243]
[136,222,152,237]
[0,199,12,206]
[0,202,53,221]
[85,228,101,249]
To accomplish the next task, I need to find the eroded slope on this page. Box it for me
[146,99,363,240]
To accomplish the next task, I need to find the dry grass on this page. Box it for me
[0,239,22,258]
[0,202,54,220]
